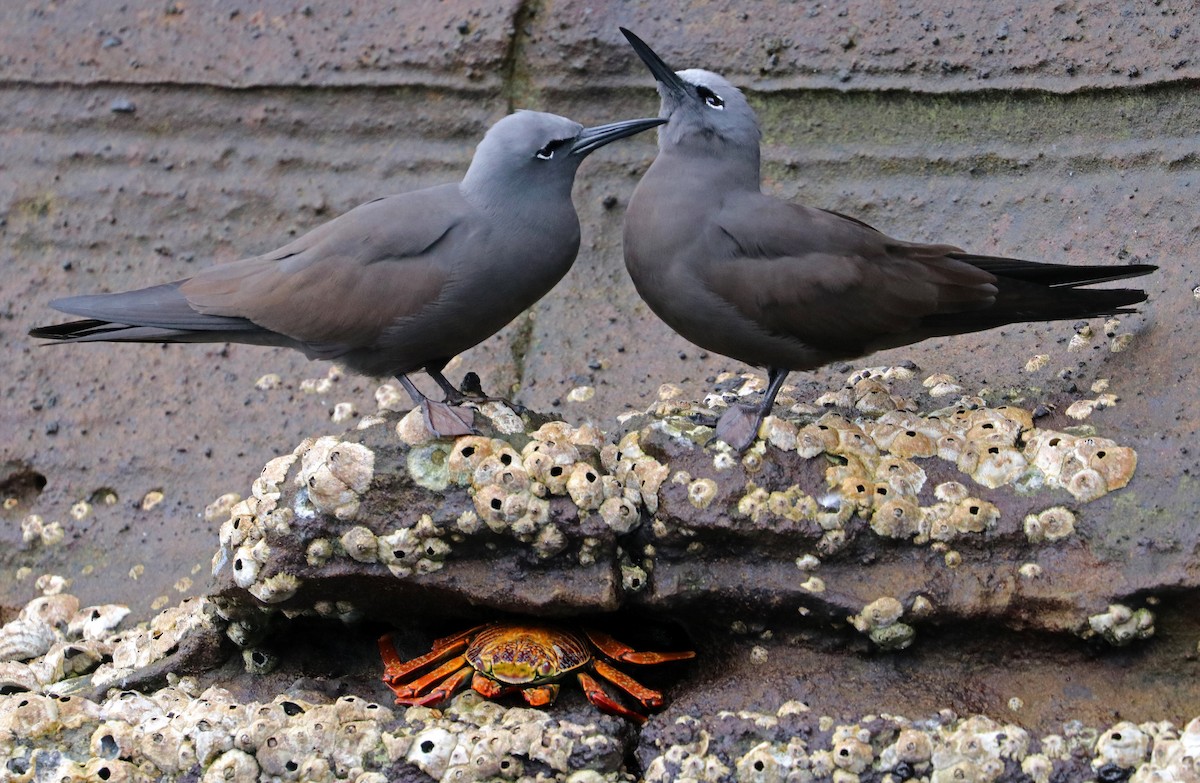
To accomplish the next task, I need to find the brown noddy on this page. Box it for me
[619,28,1156,452]
[30,110,664,436]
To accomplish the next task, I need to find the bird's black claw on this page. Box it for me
[458,372,485,398]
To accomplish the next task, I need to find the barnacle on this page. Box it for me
[247,573,302,605]
[599,497,640,534]
[762,416,798,451]
[446,436,495,485]
[339,526,378,563]
[870,497,922,540]
[1093,722,1149,770]
[970,445,1028,489]
[1086,604,1155,646]
[1024,507,1076,544]
[297,437,375,519]
[566,463,605,510]
[687,478,719,510]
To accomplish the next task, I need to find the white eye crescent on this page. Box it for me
[536,146,555,160]
[704,94,725,110]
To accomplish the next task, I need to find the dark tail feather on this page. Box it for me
[922,257,1155,334]
[29,319,127,340]
[950,254,1158,287]
[29,280,269,344]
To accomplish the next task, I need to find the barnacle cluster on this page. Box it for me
[848,597,916,650]
[674,366,1141,552]
[395,692,628,782]
[0,593,128,694]
[17,514,66,549]
[1083,603,1156,646]
[0,590,633,782]
[643,704,1200,783]
[211,388,678,626]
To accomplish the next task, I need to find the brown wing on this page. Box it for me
[180,185,466,348]
[703,193,999,354]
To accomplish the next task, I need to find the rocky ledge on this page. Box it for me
[2,365,1196,782]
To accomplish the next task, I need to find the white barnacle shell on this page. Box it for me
[90,719,138,761]
[201,749,261,783]
[832,734,873,773]
[20,593,80,630]
[242,647,279,675]
[1065,467,1108,502]
[374,528,418,570]
[566,463,605,511]
[632,457,670,512]
[1024,506,1076,544]
[38,639,105,682]
[407,727,458,780]
[340,526,379,563]
[305,537,334,567]
[526,728,574,772]
[735,741,792,781]
[0,617,56,662]
[1087,604,1155,646]
[97,689,162,727]
[0,660,39,693]
[850,597,904,633]
[137,714,197,773]
[405,441,453,493]
[230,541,270,589]
[205,492,242,524]
[1093,721,1149,769]
[247,573,302,604]
[687,478,719,510]
[970,445,1028,489]
[218,504,263,550]
[446,436,496,485]
[297,436,375,519]
[68,604,130,642]
[599,496,640,534]
[260,452,297,490]
[763,416,798,451]
[870,497,922,540]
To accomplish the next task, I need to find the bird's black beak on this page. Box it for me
[570,116,667,156]
[619,28,690,102]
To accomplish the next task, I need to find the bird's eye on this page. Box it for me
[697,86,725,110]
[536,145,555,160]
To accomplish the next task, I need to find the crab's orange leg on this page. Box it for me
[592,659,666,708]
[387,654,469,699]
[583,629,696,665]
[378,633,472,684]
[395,664,474,707]
[518,684,560,707]
[577,671,647,725]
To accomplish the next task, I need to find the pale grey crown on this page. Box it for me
[658,69,762,153]
[462,111,586,203]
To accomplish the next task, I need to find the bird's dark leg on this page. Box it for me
[396,374,476,438]
[714,367,790,452]
[423,361,528,414]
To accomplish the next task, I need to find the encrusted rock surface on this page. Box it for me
[210,368,1157,642]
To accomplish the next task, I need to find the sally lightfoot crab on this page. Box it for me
[379,622,695,724]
